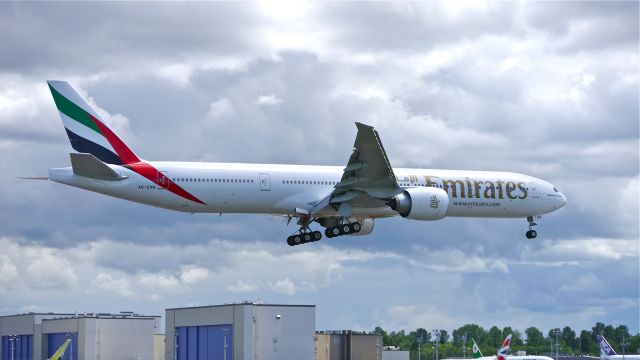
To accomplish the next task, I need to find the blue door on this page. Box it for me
[176,325,233,360]
[2,335,32,360]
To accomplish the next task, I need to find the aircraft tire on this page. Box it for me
[287,236,295,246]
[350,222,361,233]
[303,233,312,243]
[325,228,333,238]
[331,227,341,237]
[341,224,351,235]
[530,230,537,238]
[313,231,322,241]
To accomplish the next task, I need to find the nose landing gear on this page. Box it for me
[526,216,538,239]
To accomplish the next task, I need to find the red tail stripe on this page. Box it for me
[128,163,206,205]
[90,114,140,164]
[89,114,205,205]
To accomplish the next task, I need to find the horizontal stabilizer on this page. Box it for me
[18,176,49,180]
[70,153,127,181]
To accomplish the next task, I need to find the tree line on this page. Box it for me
[373,322,639,359]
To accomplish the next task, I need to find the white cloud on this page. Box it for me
[180,265,210,284]
[256,94,283,106]
[227,280,259,293]
[206,97,235,119]
[269,277,296,295]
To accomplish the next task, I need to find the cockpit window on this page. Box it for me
[553,187,559,192]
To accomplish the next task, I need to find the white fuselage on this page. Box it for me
[602,356,640,360]
[49,161,567,219]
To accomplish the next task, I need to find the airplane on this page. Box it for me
[598,335,640,360]
[42,80,567,246]
[48,339,71,360]
[471,337,495,360]
[466,335,553,360]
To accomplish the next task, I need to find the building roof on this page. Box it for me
[166,302,315,310]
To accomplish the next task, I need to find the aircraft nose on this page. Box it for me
[558,193,567,208]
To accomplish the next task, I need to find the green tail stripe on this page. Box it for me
[48,84,103,135]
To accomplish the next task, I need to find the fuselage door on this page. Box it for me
[158,171,170,190]
[259,173,271,191]
[529,182,540,198]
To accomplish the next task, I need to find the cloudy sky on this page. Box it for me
[0,1,638,335]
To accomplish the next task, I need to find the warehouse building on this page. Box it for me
[315,330,383,360]
[1,312,161,360]
[41,312,161,360]
[165,302,315,360]
[0,312,73,360]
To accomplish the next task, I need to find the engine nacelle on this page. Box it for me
[348,218,374,236]
[387,187,449,221]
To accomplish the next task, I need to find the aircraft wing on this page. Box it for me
[310,122,401,216]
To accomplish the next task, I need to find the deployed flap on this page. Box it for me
[70,153,127,181]
[310,123,401,216]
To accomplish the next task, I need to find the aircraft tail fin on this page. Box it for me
[597,335,618,356]
[471,338,484,358]
[47,81,140,165]
[497,334,512,360]
[47,338,71,360]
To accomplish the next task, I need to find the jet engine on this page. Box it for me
[386,187,449,221]
[348,218,374,236]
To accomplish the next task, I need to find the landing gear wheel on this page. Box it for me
[287,236,295,246]
[350,222,361,233]
[525,216,539,239]
[312,231,322,241]
[341,224,351,235]
[325,228,333,238]
[303,233,312,243]
[331,227,341,237]
[293,235,302,245]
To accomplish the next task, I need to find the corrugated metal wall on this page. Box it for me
[176,324,233,360]
[47,333,78,360]
[1,335,33,360]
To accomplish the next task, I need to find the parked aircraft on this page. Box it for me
[598,335,640,360]
[44,81,567,246]
[469,335,553,360]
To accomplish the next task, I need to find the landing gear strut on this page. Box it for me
[525,216,538,239]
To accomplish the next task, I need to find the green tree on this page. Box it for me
[579,330,597,355]
[526,327,546,346]
[614,325,630,347]
[439,330,449,344]
[561,326,577,354]
[488,326,503,348]
[374,326,387,337]
[452,324,487,356]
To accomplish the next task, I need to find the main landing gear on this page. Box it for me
[286,217,363,246]
[325,222,361,238]
[287,231,322,246]
[526,216,538,239]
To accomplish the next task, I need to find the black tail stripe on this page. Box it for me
[65,128,123,165]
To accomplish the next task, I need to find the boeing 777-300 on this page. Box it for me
[42,81,567,246]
